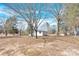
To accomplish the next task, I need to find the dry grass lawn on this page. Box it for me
[0,36,79,56]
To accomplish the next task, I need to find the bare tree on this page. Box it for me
[46,4,64,36]
[5,3,47,38]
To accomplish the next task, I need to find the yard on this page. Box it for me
[0,36,79,56]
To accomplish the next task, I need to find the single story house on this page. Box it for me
[34,30,47,36]
[29,30,48,36]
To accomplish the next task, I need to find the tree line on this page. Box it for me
[0,3,79,38]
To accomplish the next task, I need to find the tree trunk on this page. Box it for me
[57,20,60,36]
[30,25,34,37]
[35,30,38,39]
[5,30,8,37]
[31,31,33,37]
[19,30,21,36]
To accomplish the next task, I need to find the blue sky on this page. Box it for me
[0,3,63,31]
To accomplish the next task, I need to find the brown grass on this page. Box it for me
[0,36,79,56]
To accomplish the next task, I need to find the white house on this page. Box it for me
[29,30,47,36]
[29,21,52,36]
[33,31,47,36]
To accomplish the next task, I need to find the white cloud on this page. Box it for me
[16,20,28,31]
